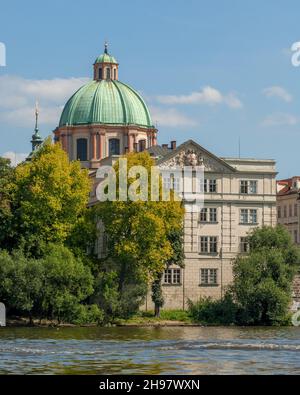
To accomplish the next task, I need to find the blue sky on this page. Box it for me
[0,0,300,177]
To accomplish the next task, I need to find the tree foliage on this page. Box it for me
[96,152,185,316]
[230,226,300,325]
[0,245,102,324]
[9,138,91,256]
[0,157,14,247]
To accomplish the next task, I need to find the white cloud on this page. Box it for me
[262,86,292,102]
[156,86,243,109]
[2,151,28,166]
[261,113,298,127]
[149,106,197,127]
[0,75,89,127]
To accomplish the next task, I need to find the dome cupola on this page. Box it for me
[54,43,157,169]
[93,42,119,81]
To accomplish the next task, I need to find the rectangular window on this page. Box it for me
[200,236,208,253]
[209,208,217,222]
[200,208,208,222]
[284,206,287,218]
[163,175,181,193]
[209,179,217,193]
[295,204,298,217]
[173,269,181,284]
[240,180,258,194]
[250,209,257,224]
[240,209,257,224]
[200,269,218,286]
[289,205,293,217]
[240,209,248,224]
[199,236,218,254]
[200,208,217,223]
[164,269,172,284]
[210,237,218,253]
[240,237,249,253]
[203,179,217,193]
[240,180,248,194]
[163,269,181,285]
[249,181,258,194]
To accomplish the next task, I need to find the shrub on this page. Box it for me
[188,294,238,325]
[0,245,97,324]
[70,304,104,325]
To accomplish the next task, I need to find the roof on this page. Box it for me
[277,177,300,196]
[147,145,171,159]
[59,80,153,128]
[94,53,118,64]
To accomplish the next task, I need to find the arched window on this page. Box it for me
[106,67,111,80]
[138,139,146,152]
[113,68,117,80]
[77,138,88,161]
[109,139,120,156]
[98,67,102,80]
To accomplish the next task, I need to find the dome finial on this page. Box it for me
[104,41,108,54]
[35,101,39,132]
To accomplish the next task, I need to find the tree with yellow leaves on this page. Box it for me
[96,152,185,317]
[9,138,92,257]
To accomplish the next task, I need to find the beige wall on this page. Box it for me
[142,154,277,311]
[277,193,300,244]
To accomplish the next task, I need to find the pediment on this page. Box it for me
[157,140,236,173]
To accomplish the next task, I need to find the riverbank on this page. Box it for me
[5,310,197,328]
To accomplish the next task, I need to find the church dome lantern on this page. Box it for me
[94,42,119,81]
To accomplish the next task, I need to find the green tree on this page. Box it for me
[96,152,185,318]
[40,244,95,323]
[0,245,100,324]
[0,157,14,248]
[0,249,44,323]
[10,138,91,256]
[230,226,300,325]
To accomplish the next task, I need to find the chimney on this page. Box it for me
[171,141,177,150]
[162,144,168,149]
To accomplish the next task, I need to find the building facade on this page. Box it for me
[277,177,300,245]
[55,46,278,309]
[143,140,277,310]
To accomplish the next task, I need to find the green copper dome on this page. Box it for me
[59,80,153,128]
[94,53,118,64]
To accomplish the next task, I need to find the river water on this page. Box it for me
[0,326,299,374]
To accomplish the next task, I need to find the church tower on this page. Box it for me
[31,103,43,152]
